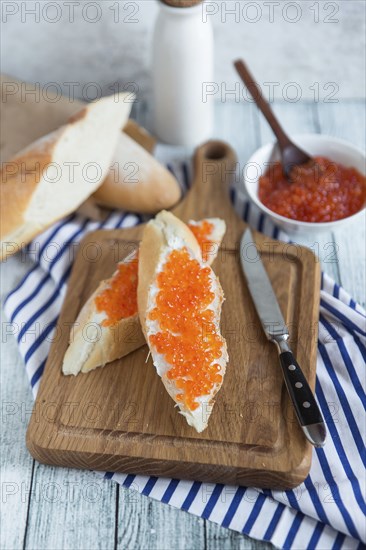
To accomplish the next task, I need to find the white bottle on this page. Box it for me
[152,0,214,146]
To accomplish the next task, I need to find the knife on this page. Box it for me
[240,228,326,447]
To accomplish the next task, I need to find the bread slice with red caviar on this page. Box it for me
[62,250,143,376]
[138,211,228,433]
[62,214,226,377]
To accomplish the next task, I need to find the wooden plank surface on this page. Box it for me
[2,99,364,550]
[116,486,206,549]
[0,256,35,550]
[24,467,116,550]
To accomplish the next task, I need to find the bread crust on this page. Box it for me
[0,131,61,244]
[93,133,182,214]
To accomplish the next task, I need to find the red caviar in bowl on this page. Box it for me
[95,255,138,326]
[188,220,215,263]
[258,157,366,223]
[148,248,224,411]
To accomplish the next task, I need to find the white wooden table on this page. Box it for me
[1,99,365,550]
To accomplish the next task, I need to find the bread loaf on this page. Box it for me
[0,93,133,261]
[93,133,181,214]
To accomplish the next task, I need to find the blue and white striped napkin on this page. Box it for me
[4,162,366,550]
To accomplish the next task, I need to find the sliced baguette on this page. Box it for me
[62,215,226,377]
[0,93,133,261]
[93,132,182,214]
[138,211,228,433]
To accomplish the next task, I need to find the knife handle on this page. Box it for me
[279,351,326,447]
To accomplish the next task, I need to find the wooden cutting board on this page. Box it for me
[26,134,321,488]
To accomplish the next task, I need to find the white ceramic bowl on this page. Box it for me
[244,134,366,234]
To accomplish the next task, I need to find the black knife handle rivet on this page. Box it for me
[295,382,303,388]
[288,364,296,371]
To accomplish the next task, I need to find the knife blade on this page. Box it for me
[240,228,326,447]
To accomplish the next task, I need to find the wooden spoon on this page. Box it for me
[234,59,312,179]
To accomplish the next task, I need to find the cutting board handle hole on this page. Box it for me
[203,142,230,161]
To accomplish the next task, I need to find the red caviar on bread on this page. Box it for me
[188,218,226,264]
